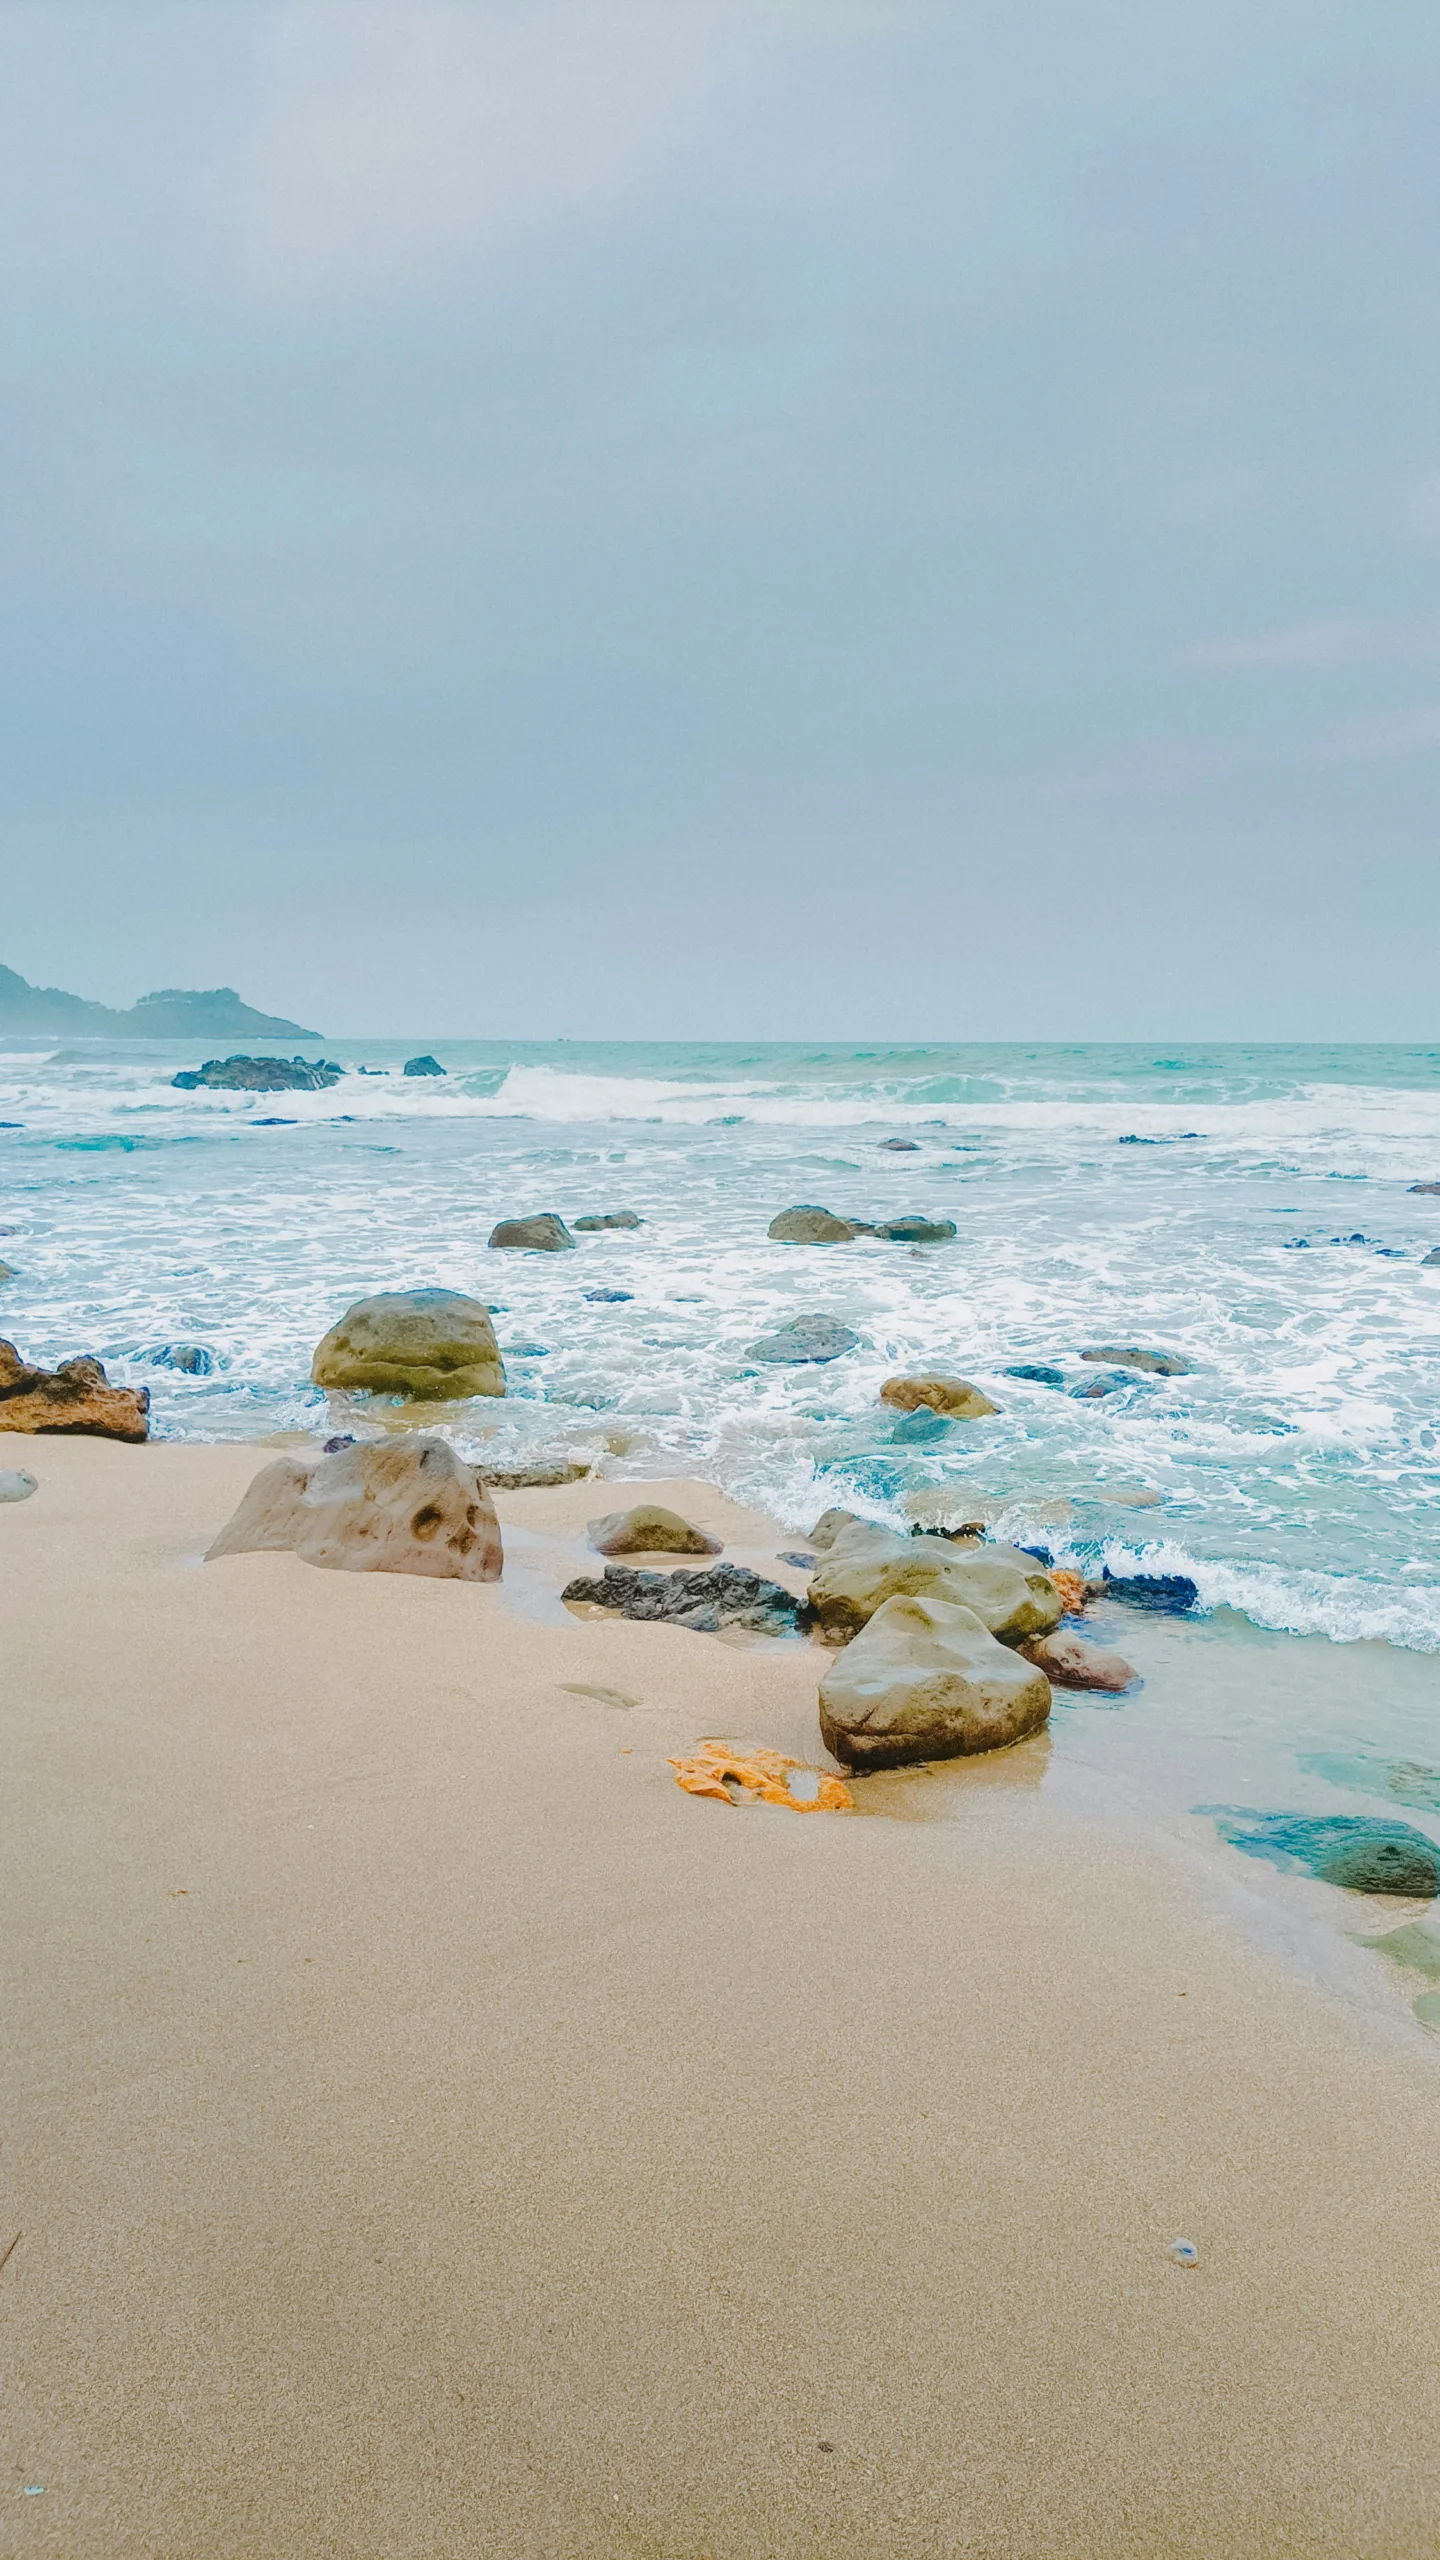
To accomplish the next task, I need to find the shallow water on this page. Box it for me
[3,1033,1439,1956]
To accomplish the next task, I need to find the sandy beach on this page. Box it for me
[4,1434,1439,2558]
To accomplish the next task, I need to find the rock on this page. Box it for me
[1209,1810,1440,1898]
[880,1373,999,1420]
[1424,1249,1440,1268]
[402,1055,445,1077]
[0,1340,149,1442]
[561,1561,807,1635]
[767,1205,858,1244]
[1069,1372,1128,1399]
[818,1593,1051,1769]
[808,1525,1062,1646]
[0,1262,13,1282]
[481,1461,592,1488]
[1080,1345,1195,1376]
[750,1315,860,1364]
[311,1289,505,1400]
[877,1137,921,1151]
[0,1467,37,1501]
[889,1406,954,1444]
[587,1504,722,1557]
[171,1054,342,1092]
[1020,1631,1138,1691]
[1101,1569,1198,1613]
[810,1507,865,1550]
[1409,1182,1440,1196]
[1004,1363,1065,1387]
[585,1288,634,1302]
[151,1343,215,1375]
[207,1434,503,1581]
[488,1215,575,1252]
[572,1210,643,1231]
[875,1216,956,1244]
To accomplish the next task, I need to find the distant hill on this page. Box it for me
[0,965,320,1040]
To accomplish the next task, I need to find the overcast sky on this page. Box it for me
[2,1,1438,1040]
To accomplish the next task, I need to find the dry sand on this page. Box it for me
[2,1435,1438,2558]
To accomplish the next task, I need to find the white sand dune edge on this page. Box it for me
[2,1436,1438,2559]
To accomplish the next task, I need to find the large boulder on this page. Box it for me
[587,1504,722,1556]
[561,1561,805,1636]
[172,1055,342,1092]
[768,1205,858,1244]
[808,1525,1062,1645]
[819,1594,1052,1769]
[1021,1631,1138,1691]
[572,1210,643,1231]
[488,1214,575,1252]
[0,1341,149,1442]
[311,1289,505,1400]
[1080,1345,1194,1376]
[207,1434,502,1580]
[880,1374,998,1420]
[750,1314,860,1364]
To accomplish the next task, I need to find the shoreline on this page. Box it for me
[5,1435,1440,2553]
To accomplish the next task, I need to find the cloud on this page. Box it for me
[1190,619,1440,670]
[231,0,896,295]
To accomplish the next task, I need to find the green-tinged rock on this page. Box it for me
[311,1289,505,1400]
[488,1214,575,1252]
[819,1592,1052,1769]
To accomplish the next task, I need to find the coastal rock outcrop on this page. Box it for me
[573,1210,643,1231]
[1209,1809,1440,1898]
[403,1055,445,1077]
[818,1593,1052,1768]
[1080,1345,1195,1376]
[488,1215,575,1252]
[311,1289,505,1400]
[880,1374,999,1420]
[1020,1631,1138,1691]
[561,1561,807,1636]
[207,1434,503,1581]
[807,1525,1062,1645]
[749,1314,860,1364]
[172,1055,342,1092]
[587,1503,722,1556]
[768,1205,858,1244]
[0,1340,149,1441]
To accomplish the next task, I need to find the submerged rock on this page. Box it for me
[172,1054,342,1092]
[1020,1631,1138,1691]
[402,1054,445,1077]
[1070,1372,1129,1400]
[572,1210,643,1231]
[488,1214,575,1252]
[880,1373,999,1420]
[0,1340,149,1442]
[584,1287,634,1302]
[151,1342,216,1375]
[1424,1249,1440,1268]
[877,1137,921,1151]
[587,1503,722,1557]
[1208,1810,1440,1898]
[208,1434,503,1581]
[1101,1568,1199,1613]
[1080,1345,1195,1376]
[875,1216,956,1244]
[819,1593,1051,1768]
[311,1288,505,1400]
[767,1205,858,1244]
[1004,1363,1065,1387]
[808,1525,1062,1646]
[561,1560,807,1635]
[1408,1182,1440,1196]
[750,1314,860,1364]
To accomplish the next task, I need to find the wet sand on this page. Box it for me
[3,1435,1439,2557]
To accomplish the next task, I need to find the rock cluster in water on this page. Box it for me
[172,1055,343,1092]
[0,1340,149,1441]
[766,1203,956,1245]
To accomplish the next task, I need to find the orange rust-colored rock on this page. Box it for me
[668,1743,852,1813]
[1049,1567,1088,1614]
[0,1339,149,1442]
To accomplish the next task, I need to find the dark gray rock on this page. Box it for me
[750,1314,860,1364]
[1424,1249,1440,1268]
[1208,1810,1440,1898]
[1409,1182,1440,1196]
[584,1288,634,1302]
[573,1210,644,1230]
[1101,1569,1198,1612]
[1080,1345,1195,1376]
[403,1055,444,1077]
[877,1137,920,1151]
[172,1055,342,1092]
[1005,1363,1065,1388]
[876,1216,956,1244]
[561,1560,809,1635]
[488,1215,576,1252]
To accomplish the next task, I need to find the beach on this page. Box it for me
[4,1435,1439,2557]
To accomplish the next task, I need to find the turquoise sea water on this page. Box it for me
[3,1035,1439,1969]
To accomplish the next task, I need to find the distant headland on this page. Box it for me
[0,964,320,1040]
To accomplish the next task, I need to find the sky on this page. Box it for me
[2,0,1438,1041]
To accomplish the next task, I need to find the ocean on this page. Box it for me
[4,1034,1440,1947]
